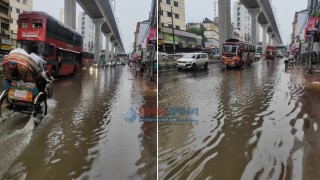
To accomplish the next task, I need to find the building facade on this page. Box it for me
[0,0,12,57]
[77,12,95,52]
[233,1,251,42]
[203,18,219,48]
[10,0,32,47]
[159,0,186,31]
[59,8,64,23]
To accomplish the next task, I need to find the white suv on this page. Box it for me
[177,53,209,70]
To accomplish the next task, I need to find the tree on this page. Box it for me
[187,28,207,44]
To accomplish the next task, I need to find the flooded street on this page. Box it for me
[159,59,320,179]
[0,66,156,179]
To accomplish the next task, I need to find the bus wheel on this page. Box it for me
[50,67,57,78]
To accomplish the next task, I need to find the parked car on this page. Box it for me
[176,53,209,70]
[255,53,261,60]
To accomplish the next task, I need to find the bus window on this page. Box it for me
[20,18,28,28]
[32,19,43,28]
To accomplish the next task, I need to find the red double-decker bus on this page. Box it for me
[81,51,94,70]
[265,45,276,60]
[17,11,83,77]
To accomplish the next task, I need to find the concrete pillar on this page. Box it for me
[111,41,115,59]
[248,7,260,46]
[268,32,272,45]
[218,0,232,53]
[104,33,111,61]
[64,0,76,29]
[261,24,269,53]
[93,18,104,63]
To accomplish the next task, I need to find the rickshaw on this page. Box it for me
[0,52,51,123]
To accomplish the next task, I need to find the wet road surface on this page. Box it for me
[0,66,156,179]
[159,59,320,179]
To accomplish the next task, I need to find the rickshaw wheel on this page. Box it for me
[0,92,12,121]
[33,95,47,123]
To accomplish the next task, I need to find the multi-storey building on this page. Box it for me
[59,8,64,23]
[0,0,12,57]
[159,0,186,31]
[10,0,32,47]
[77,12,95,52]
[233,1,251,42]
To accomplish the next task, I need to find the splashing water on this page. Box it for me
[0,117,35,179]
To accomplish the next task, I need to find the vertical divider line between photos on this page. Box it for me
[156,0,159,179]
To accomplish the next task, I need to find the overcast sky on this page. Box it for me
[33,0,151,52]
[185,0,309,44]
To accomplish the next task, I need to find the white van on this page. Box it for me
[176,53,209,70]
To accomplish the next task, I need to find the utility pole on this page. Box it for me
[171,6,176,54]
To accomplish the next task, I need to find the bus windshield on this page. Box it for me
[17,40,46,55]
[223,45,238,54]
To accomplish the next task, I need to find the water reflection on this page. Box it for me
[159,60,317,179]
[0,67,156,179]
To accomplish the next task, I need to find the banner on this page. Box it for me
[204,42,211,50]
[307,18,317,31]
[164,34,179,44]
[149,28,157,41]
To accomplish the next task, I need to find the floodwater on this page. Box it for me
[0,66,156,179]
[159,59,320,179]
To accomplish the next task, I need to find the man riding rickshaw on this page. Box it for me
[0,48,53,124]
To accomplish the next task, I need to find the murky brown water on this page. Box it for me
[159,59,320,179]
[0,66,156,179]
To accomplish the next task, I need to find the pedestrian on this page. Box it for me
[140,63,146,78]
[315,18,320,42]
[135,62,140,78]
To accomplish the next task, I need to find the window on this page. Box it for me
[16,0,20,2]
[175,25,180,30]
[20,18,28,27]
[32,19,42,28]
[168,24,172,28]
[175,13,179,19]
[160,10,163,16]
[167,12,172,17]
[166,0,170,5]
[23,0,27,4]
[10,18,13,24]
[16,8,20,14]
[174,1,178,7]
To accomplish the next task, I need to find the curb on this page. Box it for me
[158,60,221,71]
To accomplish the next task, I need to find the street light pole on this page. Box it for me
[171,7,176,54]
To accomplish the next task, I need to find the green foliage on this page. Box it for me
[186,28,207,43]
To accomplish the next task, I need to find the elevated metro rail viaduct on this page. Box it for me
[63,0,125,63]
[218,0,282,54]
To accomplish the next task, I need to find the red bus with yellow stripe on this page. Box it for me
[221,39,255,68]
[17,11,83,77]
